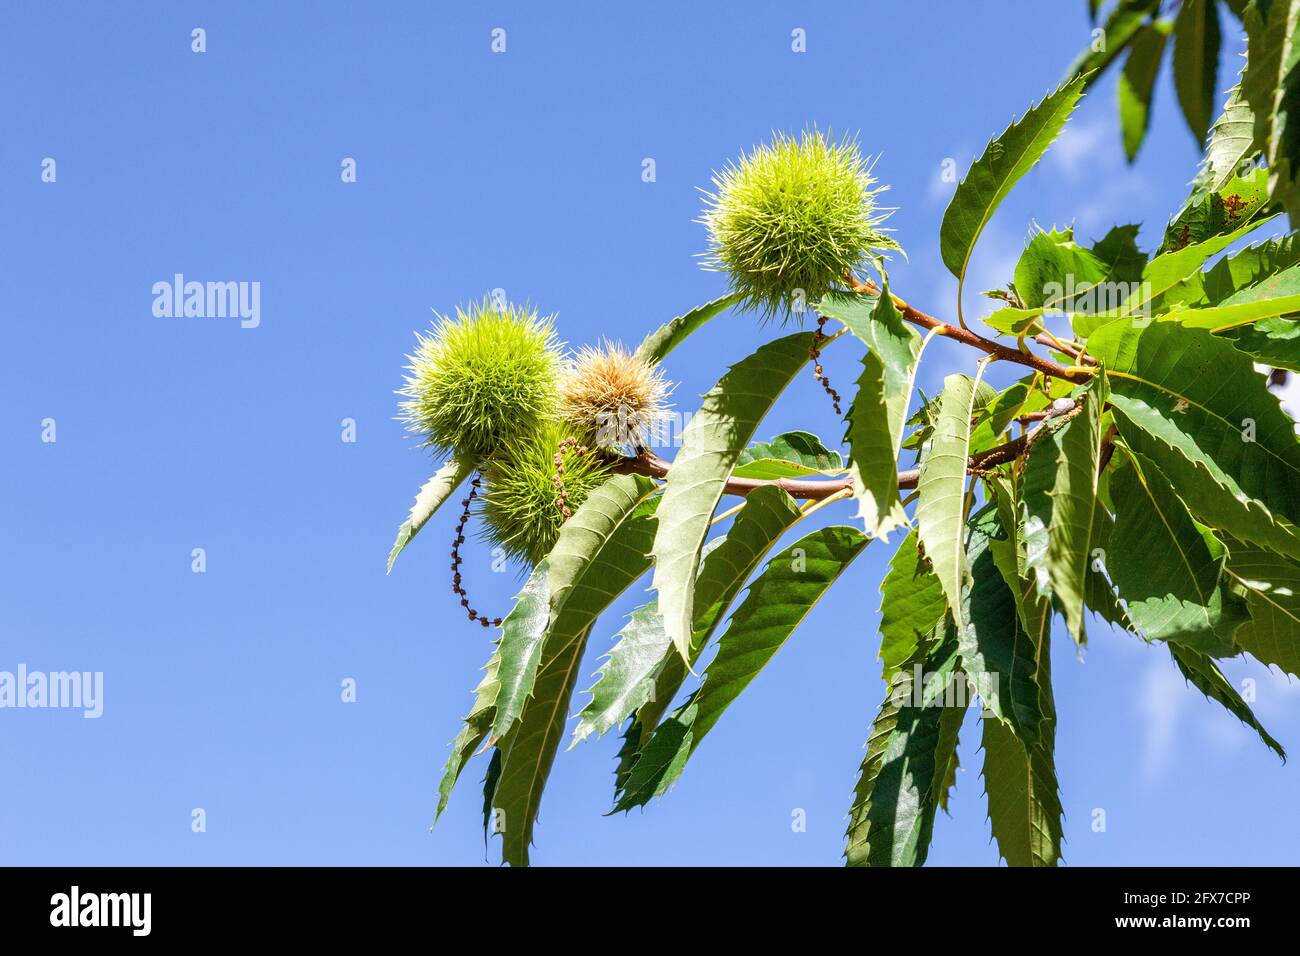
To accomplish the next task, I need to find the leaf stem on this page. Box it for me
[844,275,1092,381]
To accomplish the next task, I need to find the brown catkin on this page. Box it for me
[449,475,502,629]
[810,313,842,415]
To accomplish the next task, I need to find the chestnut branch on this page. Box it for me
[847,276,1093,382]
[614,398,1086,501]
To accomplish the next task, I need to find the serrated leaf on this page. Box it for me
[1225,540,1300,677]
[387,458,476,573]
[940,77,1087,319]
[480,747,502,842]
[954,507,1046,747]
[613,485,804,790]
[1161,235,1300,308]
[981,708,1064,866]
[1161,165,1273,254]
[615,526,869,810]
[1020,373,1108,642]
[1225,316,1300,369]
[1161,289,1300,331]
[435,646,501,823]
[491,475,658,739]
[975,482,1065,866]
[732,430,844,479]
[845,632,963,867]
[932,703,965,814]
[879,529,947,682]
[820,285,927,538]
[1087,320,1300,559]
[1120,22,1172,160]
[490,624,592,866]
[651,331,816,663]
[916,371,989,631]
[1177,81,1260,219]
[1107,451,1248,654]
[632,292,742,365]
[1242,0,1300,227]
[1066,0,1162,86]
[1173,0,1222,144]
[1169,644,1285,758]
[1076,218,1271,336]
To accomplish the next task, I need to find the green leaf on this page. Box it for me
[613,486,804,790]
[435,646,500,823]
[820,286,927,538]
[940,76,1087,319]
[1161,235,1300,308]
[1173,0,1222,144]
[570,599,667,748]
[485,563,552,740]
[878,529,948,682]
[981,307,1045,337]
[732,430,844,479]
[1020,373,1108,642]
[487,478,662,865]
[977,483,1065,866]
[386,458,477,573]
[615,526,869,810]
[1161,289,1300,331]
[480,747,502,843]
[1176,81,1260,219]
[1225,316,1300,369]
[1091,223,1150,287]
[1225,541,1300,677]
[1242,0,1300,227]
[1087,320,1300,559]
[491,474,659,739]
[1014,226,1141,317]
[981,707,1064,866]
[1119,22,1172,160]
[1107,451,1248,654]
[1066,0,1162,86]
[490,624,592,866]
[1160,165,1273,254]
[916,371,989,631]
[845,632,964,867]
[954,507,1047,747]
[1075,218,1270,335]
[632,292,742,365]
[1169,645,1286,758]
[651,331,816,663]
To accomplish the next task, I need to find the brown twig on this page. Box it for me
[1034,333,1098,366]
[845,276,1092,381]
[614,400,1084,501]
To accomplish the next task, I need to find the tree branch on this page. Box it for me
[847,276,1092,381]
[613,400,1084,501]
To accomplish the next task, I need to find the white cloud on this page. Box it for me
[1050,116,1113,182]
[1136,649,1188,788]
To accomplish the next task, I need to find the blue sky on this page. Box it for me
[2,1,1296,866]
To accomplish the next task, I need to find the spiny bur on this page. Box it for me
[559,342,669,451]
[700,129,899,321]
[399,297,562,460]
[481,421,613,566]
